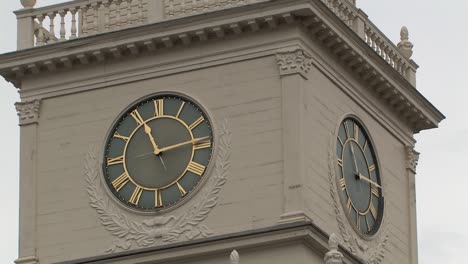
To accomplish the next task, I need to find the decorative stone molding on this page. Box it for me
[276,49,312,79]
[15,99,41,126]
[397,26,414,59]
[14,256,39,264]
[405,146,420,174]
[324,234,344,264]
[328,134,389,263]
[85,119,232,253]
[230,250,240,264]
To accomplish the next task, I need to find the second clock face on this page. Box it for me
[103,93,213,212]
[336,117,384,236]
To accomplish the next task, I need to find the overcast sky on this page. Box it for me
[0,1,466,263]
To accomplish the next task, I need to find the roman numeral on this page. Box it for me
[346,198,352,211]
[194,139,211,150]
[107,155,124,166]
[337,136,344,146]
[189,116,205,130]
[187,161,206,176]
[369,203,378,219]
[112,172,130,191]
[344,121,350,138]
[113,132,130,142]
[363,140,368,151]
[176,101,185,118]
[365,215,371,232]
[356,215,361,230]
[337,159,344,167]
[340,178,346,191]
[369,164,376,172]
[354,123,359,141]
[130,109,145,126]
[154,99,164,117]
[176,182,187,196]
[129,186,143,205]
[155,190,163,208]
[371,186,379,197]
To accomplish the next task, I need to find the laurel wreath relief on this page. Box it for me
[327,134,389,264]
[84,120,231,253]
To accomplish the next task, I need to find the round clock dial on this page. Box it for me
[336,117,384,236]
[103,93,213,212]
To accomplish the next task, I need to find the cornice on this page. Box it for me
[0,0,444,132]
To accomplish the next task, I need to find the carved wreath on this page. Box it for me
[327,134,389,264]
[84,120,231,253]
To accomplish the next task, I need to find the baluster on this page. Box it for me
[59,10,67,41]
[365,27,372,46]
[92,2,100,34]
[70,8,78,39]
[380,43,387,62]
[103,0,111,31]
[394,56,402,72]
[138,0,144,23]
[127,0,133,25]
[374,38,381,57]
[48,12,57,43]
[387,50,394,67]
[36,15,45,46]
[81,5,89,36]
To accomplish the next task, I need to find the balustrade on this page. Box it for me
[15,0,149,47]
[14,0,416,85]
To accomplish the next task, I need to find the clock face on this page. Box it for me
[103,93,214,212]
[336,117,384,236]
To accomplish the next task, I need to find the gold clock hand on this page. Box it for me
[356,173,382,189]
[157,136,210,154]
[143,123,161,155]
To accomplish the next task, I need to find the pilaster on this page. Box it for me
[14,99,41,264]
[405,145,420,264]
[276,49,311,223]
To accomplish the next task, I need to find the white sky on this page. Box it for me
[0,0,466,263]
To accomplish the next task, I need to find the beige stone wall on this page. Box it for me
[298,46,414,263]
[33,54,283,263]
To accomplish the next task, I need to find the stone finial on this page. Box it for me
[397,26,414,59]
[324,234,344,264]
[230,250,239,264]
[20,0,37,8]
[405,146,420,174]
[15,99,41,126]
[276,49,312,79]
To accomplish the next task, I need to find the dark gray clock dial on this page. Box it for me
[103,94,213,212]
[336,117,384,236]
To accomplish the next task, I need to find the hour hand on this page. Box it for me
[144,123,161,155]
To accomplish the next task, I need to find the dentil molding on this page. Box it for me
[405,146,420,174]
[327,134,389,263]
[275,49,312,79]
[84,119,232,253]
[15,99,41,126]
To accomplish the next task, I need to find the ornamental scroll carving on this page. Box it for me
[276,49,312,79]
[84,119,232,253]
[405,146,419,174]
[15,99,41,126]
[328,134,389,264]
[324,234,344,264]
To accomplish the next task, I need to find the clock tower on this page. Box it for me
[1,0,444,263]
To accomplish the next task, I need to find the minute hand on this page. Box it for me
[156,136,209,154]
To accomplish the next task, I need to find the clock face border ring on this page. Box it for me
[100,91,218,215]
[334,113,385,240]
